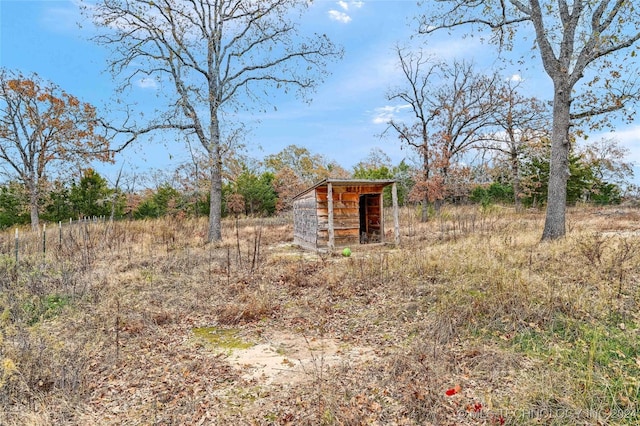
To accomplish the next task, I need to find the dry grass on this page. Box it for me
[0,206,639,425]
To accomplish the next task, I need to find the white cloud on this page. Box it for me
[510,74,523,82]
[594,125,640,164]
[328,1,364,23]
[372,104,411,124]
[338,1,364,11]
[328,10,352,23]
[136,77,157,89]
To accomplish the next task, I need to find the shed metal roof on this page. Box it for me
[292,178,396,201]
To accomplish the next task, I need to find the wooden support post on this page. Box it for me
[392,182,400,245]
[327,182,335,250]
[379,191,385,243]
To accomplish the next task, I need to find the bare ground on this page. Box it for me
[2,207,640,425]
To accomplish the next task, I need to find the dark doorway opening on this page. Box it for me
[359,194,381,243]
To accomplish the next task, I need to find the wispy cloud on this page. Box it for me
[328,1,364,24]
[328,10,352,23]
[40,1,87,33]
[136,78,157,89]
[371,104,411,125]
[315,45,403,111]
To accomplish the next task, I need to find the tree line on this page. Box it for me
[0,138,631,230]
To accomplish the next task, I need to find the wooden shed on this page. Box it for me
[292,179,400,251]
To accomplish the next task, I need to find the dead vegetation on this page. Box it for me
[1,206,639,425]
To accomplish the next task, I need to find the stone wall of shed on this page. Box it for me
[293,191,318,250]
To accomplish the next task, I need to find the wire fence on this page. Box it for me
[1,213,295,267]
[1,217,111,263]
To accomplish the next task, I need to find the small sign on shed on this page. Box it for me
[292,179,400,251]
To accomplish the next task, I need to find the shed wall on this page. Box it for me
[293,190,318,250]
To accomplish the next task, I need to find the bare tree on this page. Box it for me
[420,0,640,239]
[385,48,500,220]
[0,69,112,230]
[432,60,502,187]
[385,47,439,222]
[85,0,342,242]
[265,144,350,211]
[480,79,550,210]
[578,136,634,190]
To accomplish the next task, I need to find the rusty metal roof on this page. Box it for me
[292,178,396,201]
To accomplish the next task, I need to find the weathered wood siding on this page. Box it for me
[293,181,394,250]
[293,190,318,250]
[315,184,386,248]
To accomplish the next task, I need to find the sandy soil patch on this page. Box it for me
[226,330,377,385]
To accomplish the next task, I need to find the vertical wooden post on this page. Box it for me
[14,228,18,263]
[327,182,335,250]
[379,191,385,243]
[392,182,400,245]
[42,223,46,256]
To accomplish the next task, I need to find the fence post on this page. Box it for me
[43,223,47,256]
[14,228,18,264]
[59,221,62,248]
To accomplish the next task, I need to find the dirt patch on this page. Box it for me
[226,330,377,385]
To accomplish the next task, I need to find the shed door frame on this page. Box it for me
[359,193,382,243]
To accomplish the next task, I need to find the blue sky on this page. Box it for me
[2,0,640,187]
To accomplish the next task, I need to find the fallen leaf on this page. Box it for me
[445,384,461,396]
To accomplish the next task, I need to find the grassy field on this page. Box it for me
[1,205,639,425]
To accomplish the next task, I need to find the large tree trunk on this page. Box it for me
[29,200,39,232]
[542,83,571,240]
[28,182,39,232]
[208,147,223,243]
[511,151,522,212]
[207,101,223,243]
[420,149,429,222]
